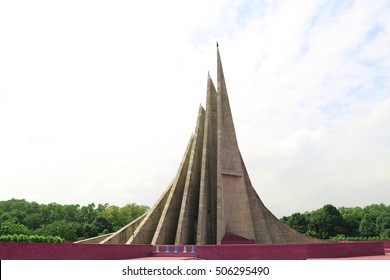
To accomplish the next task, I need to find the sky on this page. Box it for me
[0,0,389,218]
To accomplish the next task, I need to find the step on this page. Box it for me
[150,252,196,257]
[152,245,196,257]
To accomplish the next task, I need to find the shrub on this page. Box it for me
[0,234,64,243]
[329,235,390,241]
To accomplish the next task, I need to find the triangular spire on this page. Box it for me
[196,73,218,244]
[77,46,318,246]
[215,46,258,243]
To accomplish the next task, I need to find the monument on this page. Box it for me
[77,45,316,245]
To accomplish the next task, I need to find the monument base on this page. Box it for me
[0,241,385,260]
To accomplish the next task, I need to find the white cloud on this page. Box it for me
[0,0,389,217]
[279,126,327,156]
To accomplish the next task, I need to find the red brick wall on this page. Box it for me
[196,243,307,260]
[196,241,385,260]
[383,240,390,248]
[1,241,385,260]
[0,242,152,260]
[306,241,384,259]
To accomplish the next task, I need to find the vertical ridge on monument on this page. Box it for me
[76,46,317,245]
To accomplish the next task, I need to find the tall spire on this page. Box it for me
[77,46,318,246]
[215,46,256,243]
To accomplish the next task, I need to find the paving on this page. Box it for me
[133,244,390,260]
[310,255,390,260]
[136,247,390,260]
[133,256,201,260]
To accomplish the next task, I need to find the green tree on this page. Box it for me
[308,204,345,239]
[0,220,30,235]
[102,205,121,230]
[102,204,148,231]
[90,217,113,236]
[376,212,390,238]
[359,213,378,237]
[339,206,364,237]
[0,199,149,240]
[62,204,80,222]
[363,203,387,216]
[23,213,44,230]
[34,220,81,241]
[120,203,148,224]
[281,212,309,234]
[0,199,30,219]
[76,203,98,224]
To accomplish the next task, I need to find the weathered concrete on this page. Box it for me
[196,74,218,244]
[78,46,318,245]
[175,106,205,245]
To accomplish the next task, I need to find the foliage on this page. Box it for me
[329,234,390,241]
[308,204,345,239]
[2,198,388,242]
[101,203,148,231]
[280,203,390,240]
[0,220,31,235]
[338,206,364,236]
[359,213,378,237]
[0,199,149,242]
[280,212,309,234]
[0,234,64,243]
[34,220,81,241]
[375,212,390,238]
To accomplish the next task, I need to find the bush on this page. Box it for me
[329,235,390,242]
[0,234,64,243]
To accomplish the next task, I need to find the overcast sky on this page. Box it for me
[1,0,389,217]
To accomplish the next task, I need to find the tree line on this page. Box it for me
[0,199,148,241]
[1,199,389,242]
[280,203,390,240]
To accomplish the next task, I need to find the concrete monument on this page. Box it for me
[77,46,316,245]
